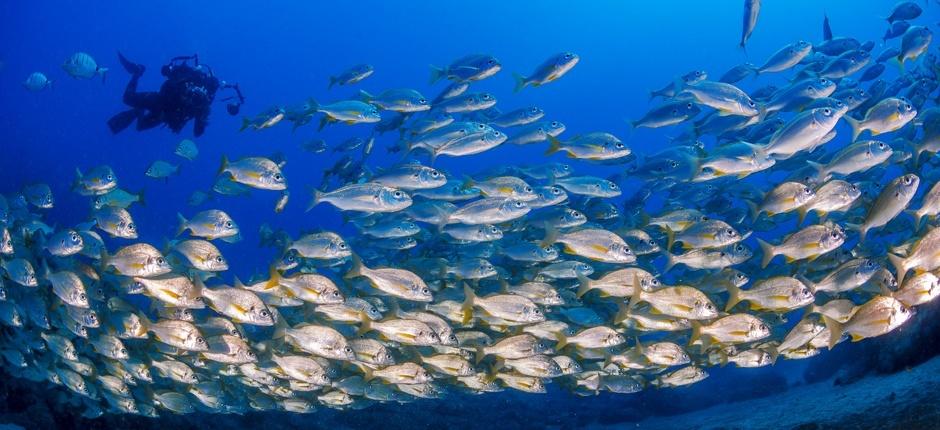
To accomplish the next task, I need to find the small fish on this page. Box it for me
[546,133,631,161]
[514,52,579,92]
[23,72,52,91]
[824,296,912,348]
[844,97,917,141]
[491,107,545,128]
[93,207,137,239]
[175,139,199,161]
[218,156,287,191]
[177,210,239,241]
[172,240,228,272]
[359,89,429,113]
[62,52,107,80]
[73,165,118,196]
[330,64,374,88]
[849,174,918,242]
[146,160,180,179]
[309,182,411,213]
[429,54,501,84]
[740,0,761,50]
[758,222,845,268]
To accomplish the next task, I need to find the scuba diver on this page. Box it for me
[108,53,244,137]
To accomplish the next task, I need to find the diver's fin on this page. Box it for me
[116,52,144,76]
[107,109,140,134]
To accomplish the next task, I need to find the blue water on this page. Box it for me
[1,0,939,428]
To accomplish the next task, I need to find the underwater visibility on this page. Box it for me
[3,0,940,429]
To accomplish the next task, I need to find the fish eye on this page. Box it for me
[830,232,839,239]
[648,239,657,245]
[514,201,525,208]
[823,108,832,115]
[344,346,353,353]
[726,228,735,235]
[430,171,440,177]
[339,242,348,249]
[120,348,127,355]
[905,104,912,110]
[419,98,427,104]
[394,191,404,198]
[195,296,203,302]
[748,100,755,107]
[260,309,270,317]
[196,337,206,344]
[524,186,533,193]
[225,221,233,228]
[422,287,430,294]
[274,174,283,181]
[70,233,79,241]
[79,293,86,301]
[128,223,136,231]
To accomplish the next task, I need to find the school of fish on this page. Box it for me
[5,0,940,418]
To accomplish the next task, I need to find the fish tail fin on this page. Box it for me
[627,282,645,311]
[461,283,475,326]
[305,188,324,213]
[689,321,703,347]
[137,188,147,207]
[575,273,593,299]
[554,332,568,350]
[98,66,109,83]
[271,308,288,339]
[613,302,631,325]
[545,134,562,155]
[908,209,924,232]
[822,316,844,350]
[757,238,775,269]
[806,160,828,182]
[328,76,336,89]
[474,346,486,365]
[663,252,677,273]
[796,206,809,226]
[744,199,760,223]
[357,89,373,102]
[344,254,364,280]
[843,115,862,142]
[356,318,372,337]
[724,280,742,312]
[239,117,250,132]
[175,213,187,237]
[265,266,282,290]
[888,253,908,286]
[844,222,867,243]
[664,225,676,253]
[796,274,817,294]
[217,155,229,177]
[512,73,527,93]
[428,64,444,84]
[540,226,559,248]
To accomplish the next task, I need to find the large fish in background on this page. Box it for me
[741,0,762,51]
[2,0,939,419]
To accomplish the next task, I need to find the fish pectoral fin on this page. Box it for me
[590,244,609,253]
[232,303,248,315]
[399,333,417,340]
[802,242,820,250]
[303,287,321,297]
[160,289,182,300]
[672,304,693,312]
[701,233,716,240]
[850,334,865,342]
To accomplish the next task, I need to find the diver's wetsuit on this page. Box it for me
[108,54,220,137]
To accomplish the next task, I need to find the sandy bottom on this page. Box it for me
[599,356,940,430]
